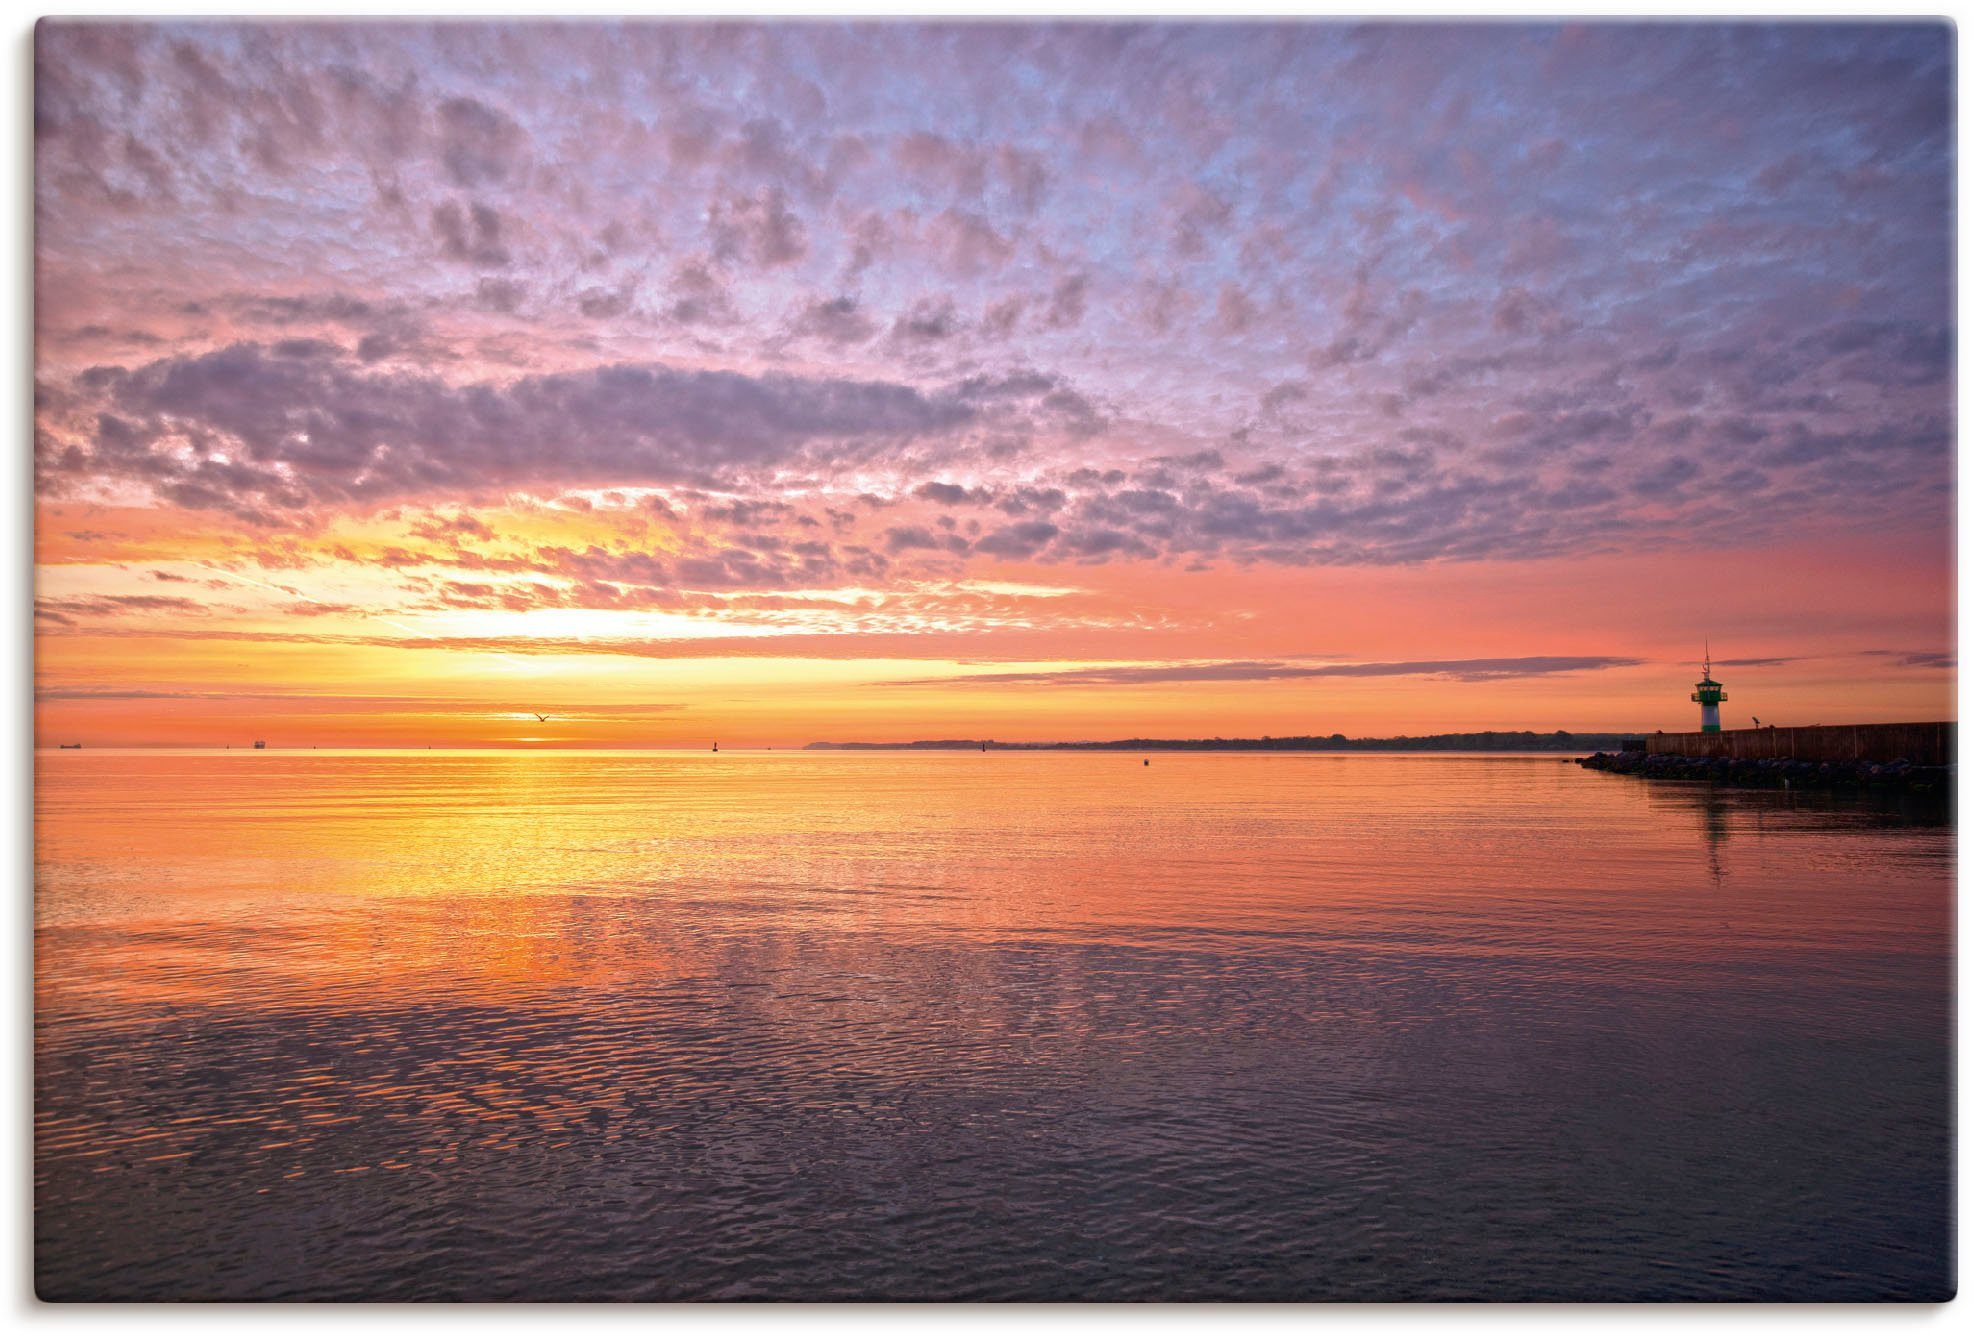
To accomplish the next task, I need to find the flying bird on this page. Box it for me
[533,712,549,722]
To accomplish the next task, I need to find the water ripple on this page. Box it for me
[35,750,1952,1300]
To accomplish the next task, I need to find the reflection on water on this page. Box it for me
[35,751,1952,1300]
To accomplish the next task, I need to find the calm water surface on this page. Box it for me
[35,751,1953,1300]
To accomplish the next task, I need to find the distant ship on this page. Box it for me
[253,740,266,749]
[58,742,81,749]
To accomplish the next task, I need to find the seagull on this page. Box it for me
[533,712,549,722]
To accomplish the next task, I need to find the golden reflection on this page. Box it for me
[38,751,1955,1027]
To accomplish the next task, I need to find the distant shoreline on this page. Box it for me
[806,731,1640,753]
[39,733,1642,754]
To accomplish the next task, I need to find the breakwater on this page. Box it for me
[1579,748,1952,795]
[1643,721,1952,766]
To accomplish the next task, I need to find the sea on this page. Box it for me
[33,749,1954,1300]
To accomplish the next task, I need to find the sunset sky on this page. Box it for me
[34,20,1953,748]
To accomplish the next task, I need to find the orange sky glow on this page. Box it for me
[33,22,1954,748]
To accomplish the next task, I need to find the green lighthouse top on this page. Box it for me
[1691,645,1726,704]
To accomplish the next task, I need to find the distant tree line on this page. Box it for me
[808,731,1639,752]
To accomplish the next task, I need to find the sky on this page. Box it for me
[33,20,1955,747]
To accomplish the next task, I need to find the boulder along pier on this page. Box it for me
[1579,721,1954,794]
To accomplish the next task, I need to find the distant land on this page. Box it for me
[806,731,1640,753]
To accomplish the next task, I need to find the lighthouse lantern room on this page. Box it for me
[1690,647,1727,733]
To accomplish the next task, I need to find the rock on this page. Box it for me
[1576,746,1954,796]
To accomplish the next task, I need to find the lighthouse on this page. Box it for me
[1690,647,1727,733]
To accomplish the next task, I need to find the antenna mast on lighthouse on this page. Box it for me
[1690,643,1727,733]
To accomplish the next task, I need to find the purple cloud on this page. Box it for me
[29,20,1952,581]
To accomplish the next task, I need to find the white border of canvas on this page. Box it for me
[1,2,1962,1330]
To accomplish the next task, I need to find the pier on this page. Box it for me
[1644,721,1952,767]
[1582,722,1954,794]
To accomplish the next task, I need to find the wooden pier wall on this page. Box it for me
[1643,721,1954,766]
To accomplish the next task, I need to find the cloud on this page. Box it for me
[32,623,1132,664]
[434,97,527,188]
[928,208,1015,273]
[791,295,877,345]
[48,344,993,520]
[28,22,1954,592]
[891,295,961,343]
[475,277,527,313]
[709,186,806,267]
[1860,650,1956,670]
[913,481,982,506]
[430,199,510,267]
[973,520,1060,559]
[575,286,633,319]
[37,593,210,620]
[885,655,1646,687]
[33,685,689,718]
[1045,274,1088,329]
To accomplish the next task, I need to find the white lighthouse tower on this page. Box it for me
[1690,646,1727,733]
